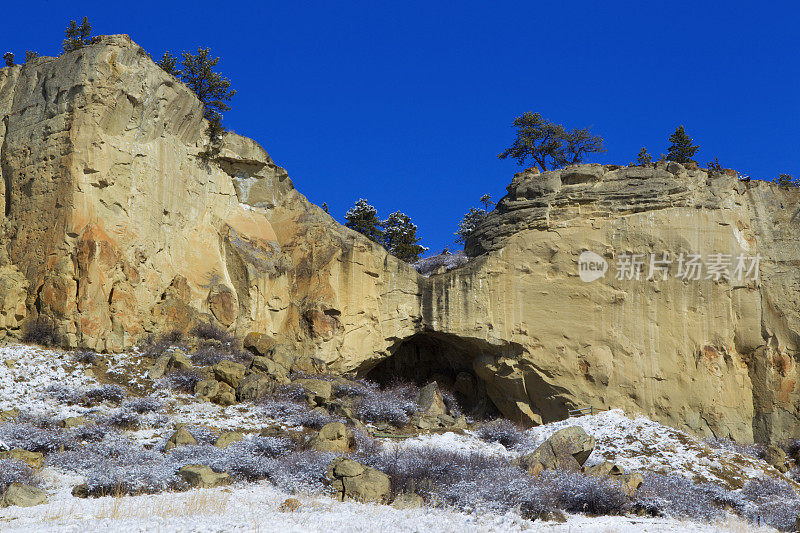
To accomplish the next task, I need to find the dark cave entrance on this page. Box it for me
[363,331,506,418]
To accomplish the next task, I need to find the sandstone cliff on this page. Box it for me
[1,35,799,444]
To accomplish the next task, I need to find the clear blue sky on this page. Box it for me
[4,1,799,254]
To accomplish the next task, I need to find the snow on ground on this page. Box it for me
[0,344,790,531]
[0,481,775,533]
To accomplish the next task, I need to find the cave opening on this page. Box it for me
[362,331,505,419]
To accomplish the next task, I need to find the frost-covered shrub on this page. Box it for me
[184,425,217,445]
[101,409,140,430]
[0,422,75,453]
[440,388,463,417]
[264,450,337,494]
[355,383,419,427]
[190,321,233,343]
[0,459,39,492]
[259,399,339,429]
[86,384,126,405]
[46,385,84,405]
[705,437,763,459]
[548,471,628,515]
[159,369,203,393]
[740,477,800,531]
[49,437,179,496]
[73,424,109,443]
[634,473,736,522]
[123,397,162,414]
[412,251,468,277]
[476,419,525,448]
[275,384,309,402]
[332,379,376,398]
[167,437,295,482]
[140,330,185,359]
[73,350,98,365]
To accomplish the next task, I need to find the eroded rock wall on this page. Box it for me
[2,36,800,444]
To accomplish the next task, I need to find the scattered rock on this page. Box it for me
[165,428,198,451]
[149,348,193,379]
[516,426,595,474]
[391,492,424,509]
[326,458,390,503]
[243,332,276,357]
[213,360,247,389]
[0,449,44,469]
[584,461,624,477]
[763,445,788,473]
[71,484,89,498]
[237,372,274,402]
[416,382,446,417]
[279,498,302,512]
[618,473,644,494]
[0,408,19,423]
[195,379,220,401]
[60,416,87,429]
[178,465,231,489]
[1,483,47,507]
[214,431,244,448]
[293,378,332,406]
[250,356,289,384]
[212,381,236,406]
[310,422,354,453]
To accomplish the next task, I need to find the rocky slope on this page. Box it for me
[1,35,800,444]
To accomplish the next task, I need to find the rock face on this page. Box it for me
[3,36,800,444]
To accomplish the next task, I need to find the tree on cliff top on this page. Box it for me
[381,211,428,263]
[455,194,494,245]
[345,199,383,243]
[3,53,13,67]
[63,17,93,53]
[666,125,699,164]
[498,112,605,171]
[179,47,236,124]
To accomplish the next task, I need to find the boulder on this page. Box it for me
[165,428,198,451]
[178,465,231,488]
[71,484,90,498]
[149,348,193,379]
[326,458,390,503]
[237,372,274,402]
[310,422,354,453]
[517,426,595,474]
[243,332,277,357]
[0,449,44,469]
[212,382,237,406]
[213,360,247,389]
[0,408,19,422]
[583,461,624,477]
[391,492,425,509]
[763,444,788,473]
[279,498,302,512]
[214,431,244,448]
[1,484,47,507]
[195,379,220,401]
[293,378,333,406]
[60,416,87,429]
[250,356,289,383]
[416,382,446,417]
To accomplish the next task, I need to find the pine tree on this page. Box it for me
[381,212,428,263]
[455,207,487,244]
[156,51,179,75]
[636,147,652,166]
[345,199,383,243]
[24,51,39,63]
[3,52,14,67]
[179,47,236,123]
[666,125,699,164]
[479,194,494,211]
[63,20,82,52]
[62,18,92,52]
[321,202,329,213]
[498,111,605,170]
[777,174,799,187]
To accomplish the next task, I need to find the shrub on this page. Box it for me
[354,383,419,427]
[140,330,185,359]
[0,459,38,492]
[22,316,60,346]
[705,437,763,459]
[190,321,232,343]
[0,422,75,453]
[740,477,800,531]
[264,450,337,494]
[72,350,98,365]
[159,369,203,393]
[101,410,140,430]
[258,398,339,429]
[86,384,126,405]
[633,473,735,522]
[123,397,162,414]
[476,419,525,449]
[550,470,628,515]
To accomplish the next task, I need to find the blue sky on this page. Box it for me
[3,1,799,254]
